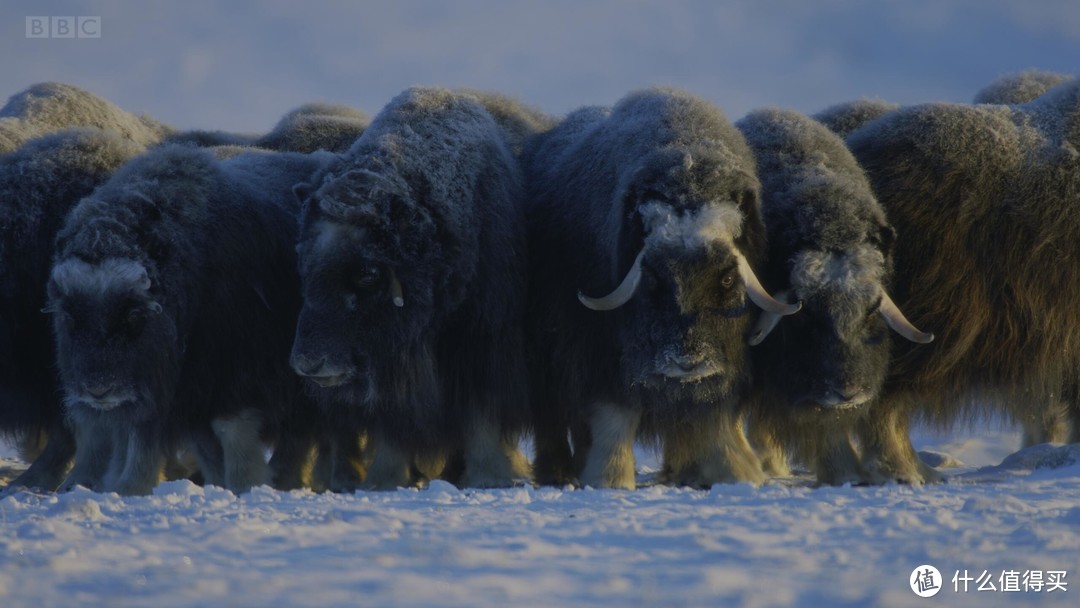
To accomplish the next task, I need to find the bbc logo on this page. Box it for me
[26,16,101,39]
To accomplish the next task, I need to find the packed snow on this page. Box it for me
[1,425,1077,607]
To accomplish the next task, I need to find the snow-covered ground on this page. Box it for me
[1,427,1077,608]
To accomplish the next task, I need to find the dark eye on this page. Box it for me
[353,265,382,290]
[123,307,148,329]
[720,271,737,289]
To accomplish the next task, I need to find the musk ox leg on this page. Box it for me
[1068,401,1080,445]
[532,411,576,487]
[163,443,199,482]
[211,409,269,492]
[579,403,640,490]
[363,434,413,490]
[413,449,452,484]
[800,426,865,486]
[8,424,75,492]
[110,423,168,495]
[315,428,369,493]
[459,417,531,488]
[1020,397,1071,447]
[59,417,115,492]
[15,428,48,463]
[857,405,944,485]
[660,408,765,487]
[269,433,317,491]
[189,427,226,488]
[747,419,791,478]
[100,424,130,490]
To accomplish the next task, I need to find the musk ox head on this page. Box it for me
[46,257,178,417]
[754,245,894,409]
[579,147,799,399]
[748,175,932,410]
[289,164,440,404]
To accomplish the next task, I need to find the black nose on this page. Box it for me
[671,355,702,372]
[291,353,327,377]
[82,382,113,399]
[817,383,871,409]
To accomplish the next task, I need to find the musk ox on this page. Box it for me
[734,108,932,483]
[0,82,171,153]
[524,88,799,489]
[841,77,1080,483]
[289,87,534,489]
[813,99,900,138]
[255,102,370,153]
[973,69,1072,105]
[0,128,147,492]
[47,144,330,495]
[973,71,1077,446]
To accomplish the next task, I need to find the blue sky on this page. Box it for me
[1,1,1077,132]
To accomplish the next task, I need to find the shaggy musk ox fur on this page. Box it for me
[0,129,146,492]
[524,88,800,489]
[47,145,330,495]
[289,87,534,490]
[0,82,172,153]
[255,102,370,153]
[735,108,932,484]
[843,77,1080,483]
[973,69,1072,105]
[813,99,899,138]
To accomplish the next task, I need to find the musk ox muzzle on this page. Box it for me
[289,316,358,388]
[289,350,356,388]
[810,383,873,410]
[656,352,724,382]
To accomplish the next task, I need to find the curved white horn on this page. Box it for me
[738,255,802,316]
[747,290,791,346]
[389,268,404,307]
[578,249,645,311]
[878,289,933,343]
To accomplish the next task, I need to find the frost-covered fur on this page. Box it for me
[255,103,370,153]
[813,99,899,138]
[736,108,907,484]
[48,145,329,495]
[460,90,557,156]
[0,128,146,493]
[845,77,1080,483]
[525,88,768,488]
[163,130,262,148]
[0,82,172,153]
[290,87,535,489]
[973,70,1072,105]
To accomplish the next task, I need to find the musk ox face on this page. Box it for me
[580,149,793,403]
[617,235,753,398]
[46,257,177,415]
[290,170,438,403]
[757,246,893,409]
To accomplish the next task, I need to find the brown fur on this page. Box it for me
[845,78,1080,482]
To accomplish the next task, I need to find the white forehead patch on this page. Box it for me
[791,246,885,297]
[640,201,743,250]
[313,219,363,255]
[51,257,150,297]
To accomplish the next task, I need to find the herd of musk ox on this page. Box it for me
[1,70,1078,495]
